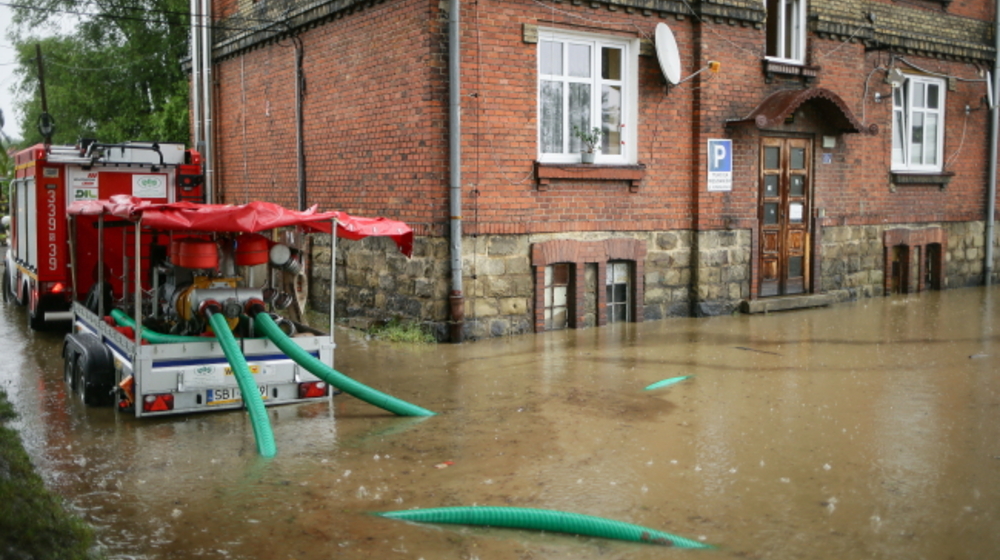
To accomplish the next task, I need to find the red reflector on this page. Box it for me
[142,393,174,412]
[298,381,328,399]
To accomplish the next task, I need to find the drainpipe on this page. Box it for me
[986,2,999,286]
[201,0,214,203]
[190,0,201,154]
[448,0,464,342]
[294,36,306,211]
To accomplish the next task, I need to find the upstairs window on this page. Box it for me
[892,75,945,172]
[538,29,637,164]
[765,0,807,64]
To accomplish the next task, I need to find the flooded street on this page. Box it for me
[2,287,999,560]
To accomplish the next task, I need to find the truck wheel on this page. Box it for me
[2,267,9,303]
[28,299,46,331]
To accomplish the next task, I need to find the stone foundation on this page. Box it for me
[309,221,994,341]
[819,221,993,300]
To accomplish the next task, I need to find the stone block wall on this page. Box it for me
[311,228,758,340]
[819,221,993,300]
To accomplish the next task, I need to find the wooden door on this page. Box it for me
[759,137,811,297]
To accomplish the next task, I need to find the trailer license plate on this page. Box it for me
[206,385,268,405]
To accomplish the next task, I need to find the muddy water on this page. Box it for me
[2,287,999,560]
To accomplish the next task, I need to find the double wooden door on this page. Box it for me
[759,137,811,297]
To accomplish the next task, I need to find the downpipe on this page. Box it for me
[986,1,999,286]
[447,0,464,342]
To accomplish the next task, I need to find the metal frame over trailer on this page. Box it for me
[61,195,414,417]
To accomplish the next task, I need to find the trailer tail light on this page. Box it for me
[298,381,328,399]
[142,393,174,412]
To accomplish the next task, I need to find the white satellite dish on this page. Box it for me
[655,22,682,85]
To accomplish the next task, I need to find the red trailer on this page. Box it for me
[3,140,203,329]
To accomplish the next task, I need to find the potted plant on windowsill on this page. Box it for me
[573,125,602,164]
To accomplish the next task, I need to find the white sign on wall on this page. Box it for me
[69,169,99,201]
[707,139,733,192]
[132,174,167,198]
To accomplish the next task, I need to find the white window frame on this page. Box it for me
[537,28,638,164]
[891,74,946,172]
[605,260,631,323]
[765,0,808,65]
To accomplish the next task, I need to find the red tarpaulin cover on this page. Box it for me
[67,195,413,256]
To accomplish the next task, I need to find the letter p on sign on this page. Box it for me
[708,139,731,173]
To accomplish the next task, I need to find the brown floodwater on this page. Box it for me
[2,287,999,560]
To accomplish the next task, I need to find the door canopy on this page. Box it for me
[727,87,876,135]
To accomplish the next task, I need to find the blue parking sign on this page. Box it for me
[707,139,732,191]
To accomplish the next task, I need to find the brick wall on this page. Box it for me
[207,0,1000,337]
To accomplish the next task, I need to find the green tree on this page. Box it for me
[8,0,192,145]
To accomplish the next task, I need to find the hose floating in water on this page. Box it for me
[644,375,692,391]
[253,311,435,417]
[208,311,277,458]
[375,506,711,548]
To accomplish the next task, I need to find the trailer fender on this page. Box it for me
[64,333,115,406]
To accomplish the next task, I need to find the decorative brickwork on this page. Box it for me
[882,227,947,294]
[531,238,647,332]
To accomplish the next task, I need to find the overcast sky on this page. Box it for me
[1,3,21,140]
[1,3,82,142]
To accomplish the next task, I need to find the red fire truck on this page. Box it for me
[3,140,203,329]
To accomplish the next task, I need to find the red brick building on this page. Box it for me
[203,0,999,340]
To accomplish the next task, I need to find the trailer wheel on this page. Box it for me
[63,348,77,390]
[65,334,114,407]
[74,355,113,406]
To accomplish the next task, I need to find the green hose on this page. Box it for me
[375,506,711,548]
[208,312,277,458]
[110,309,215,344]
[643,375,692,391]
[253,312,435,417]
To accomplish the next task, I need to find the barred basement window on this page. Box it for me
[544,263,571,330]
[606,261,631,323]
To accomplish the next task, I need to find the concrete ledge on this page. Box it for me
[740,294,837,314]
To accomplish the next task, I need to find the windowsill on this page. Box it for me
[890,171,954,191]
[763,58,821,83]
[535,162,646,192]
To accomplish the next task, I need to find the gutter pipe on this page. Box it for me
[295,37,306,211]
[448,0,465,342]
[201,0,214,203]
[190,0,201,153]
[986,1,999,286]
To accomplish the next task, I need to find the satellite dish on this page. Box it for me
[655,23,682,85]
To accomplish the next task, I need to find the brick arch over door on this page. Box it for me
[531,238,647,332]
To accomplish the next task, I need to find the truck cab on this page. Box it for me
[3,141,202,329]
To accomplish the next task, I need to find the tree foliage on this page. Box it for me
[8,0,192,145]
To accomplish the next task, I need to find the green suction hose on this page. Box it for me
[643,375,692,391]
[208,311,277,458]
[252,311,435,417]
[375,506,712,548]
[111,308,214,343]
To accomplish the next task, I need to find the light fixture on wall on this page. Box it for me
[874,67,906,103]
[885,68,905,88]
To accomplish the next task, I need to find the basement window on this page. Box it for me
[544,263,571,330]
